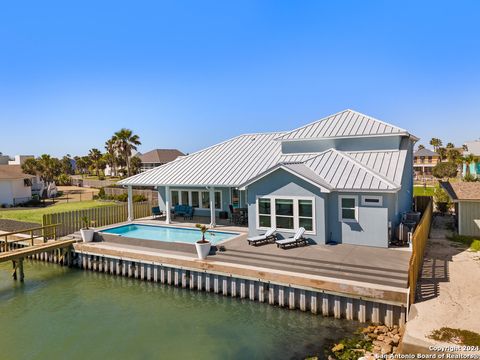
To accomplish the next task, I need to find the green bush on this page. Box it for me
[432,161,457,179]
[56,173,72,186]
[97,187,106,199]
[115,193,128,202]
[132,194,147,202]
[463,173,478,182]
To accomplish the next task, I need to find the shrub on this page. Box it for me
[132,194,147,202]
[432,161,457,179]
[115,193,128,202]
[433,185,451,213]
[463,173,478,182]
[97,187,106,199]
[56,173,72,186]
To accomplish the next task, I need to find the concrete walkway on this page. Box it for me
[401,215,480,354]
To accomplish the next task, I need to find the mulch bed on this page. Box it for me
[0,219,42,235]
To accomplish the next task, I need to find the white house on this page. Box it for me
[0,165,35,206]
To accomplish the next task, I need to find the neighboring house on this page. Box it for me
[8,155,35,165]
[119,109,418,248]
[0,165,35,206]
[413,148,440,179]
[138,149,185,172]
[441,181,480,237]
[462,140,480,178]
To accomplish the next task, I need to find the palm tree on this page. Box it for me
[37,154,62,183]
[430,138,443,152]
[446,142,455,149]
[437,147,447,162]
[463,154,478,177]
[447,148,462,163]
[417,144,425,151]
[104,137,117,177]
[113,128,141,177]
[88,148,103,177]
[462,144,469,152]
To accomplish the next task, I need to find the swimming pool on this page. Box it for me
[100,224,238,245]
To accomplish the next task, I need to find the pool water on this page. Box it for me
[0,261,360,359]
[100,224,238,245]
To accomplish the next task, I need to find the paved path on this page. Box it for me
[401,215,480,354]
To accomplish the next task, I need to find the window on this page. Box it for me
[181,191,189,205]
[298,199,313,231]
[171,191,179,206]
[275,199,294,230]
[201,191,210,209]
[361,195,383,207]
[339,196,357,222]
[171,189,222,210]
[258,198,271,227]
[257,196,315,233]
[231,188,240,208]
[191,192,199,208]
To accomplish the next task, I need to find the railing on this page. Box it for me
[0,224,60,252]
[408,198,433,305]
[42,202,154,237]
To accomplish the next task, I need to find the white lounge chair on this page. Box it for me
[275,227,307,249]
[247,228,277,246]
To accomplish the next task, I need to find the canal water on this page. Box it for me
[0,260,360,360]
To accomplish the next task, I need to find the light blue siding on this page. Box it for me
[246,169,328,244]
[281,136,402,154]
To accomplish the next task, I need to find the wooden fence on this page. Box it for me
[42,202,154,237]
[408,198,433,305]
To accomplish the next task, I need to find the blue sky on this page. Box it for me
[0,1,479,157]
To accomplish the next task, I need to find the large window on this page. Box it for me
[339,196,357,222]
[275,199,294,230]
[170,189,222,210]
[257,196,315,233]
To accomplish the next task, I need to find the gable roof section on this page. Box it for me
[138,149,185,164]
[240,149,399,192]
[0,165,35,180]
[277,109,410,141]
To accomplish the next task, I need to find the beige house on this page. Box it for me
[442,181,480,237]
[0,165,35,206]
[138,149,184,172]
[413,148,440,179]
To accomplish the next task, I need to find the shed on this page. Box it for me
[441,181,480,237]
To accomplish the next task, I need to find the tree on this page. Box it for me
[447,148,462,163]
[61,155,74,175]
[130,155,142,175]
[75,156,91,176]
[463,154,479,177]
[446,142,455,149]
[104,137,117,176]
[430,138,443,152]
[432,161,457,179]
[437,147,447,162]
[37,154,62,183]
[88,148,103,177]
[22,158,41,176]
[113,128,141,177]
[417,144,425,151]
[463,144,469,152]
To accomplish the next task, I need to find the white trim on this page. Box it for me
[361,195,383,207]
[256,195,316,235]
[338,195,358,223]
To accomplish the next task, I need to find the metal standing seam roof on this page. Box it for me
[119,109,410,191]
[276,109,409,141]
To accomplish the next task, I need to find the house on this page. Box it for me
[441,181,480,237]
[0,165,35,206]
[138,149,185,172]
[413,148,440,179]
[462,140,480,178]
[119,109,418,248]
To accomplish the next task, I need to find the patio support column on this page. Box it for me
[165,185,171,224]
[209,186,216,227]
[127,185,134,221]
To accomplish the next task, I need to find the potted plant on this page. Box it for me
[80,216,95,242]
[194,224,215,260]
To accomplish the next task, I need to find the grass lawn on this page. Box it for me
[0,201,115,224]
[414,186,435,197]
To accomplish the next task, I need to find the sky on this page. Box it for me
[0,0,479,157]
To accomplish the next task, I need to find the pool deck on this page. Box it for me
[74,219,411,306]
